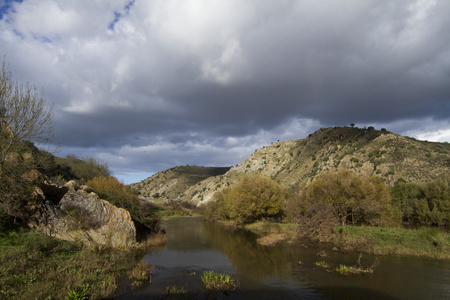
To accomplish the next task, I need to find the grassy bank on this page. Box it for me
[337,226,450,259]
[0,228,134,299]
[244,221,450,259]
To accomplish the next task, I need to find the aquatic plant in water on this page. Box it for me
[335,264,374,275]
[315,261,330,268]
[201,270,239,291]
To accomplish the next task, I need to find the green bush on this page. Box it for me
[289,170,400,227]
[57,155,110,182]
[219,175,285,224]
[203,190,231,222]
[390,177,450,226]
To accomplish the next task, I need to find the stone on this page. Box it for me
[28,183,136,249]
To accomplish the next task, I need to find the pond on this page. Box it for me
[118,218,450,299]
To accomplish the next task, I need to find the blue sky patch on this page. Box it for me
[108,0,135,30]
[0,0,22,20]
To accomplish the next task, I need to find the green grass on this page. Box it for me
[335,264,374,276]
[338,226,450,259]
[166,285,188,295]
[201,270,239,291]
[242,221,450,259]
[315,261,330,268]
[0,228,133,299]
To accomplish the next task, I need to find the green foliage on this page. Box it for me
[335,264,373,276]
[201,270,239,291]
[65,288,89,300]
[288,170,400,227]
[338,226,450,259]
[57,155,110,182]
[0,139,36,221]
[209,175,285,224]
[391,177,450,225]
[203,190,231,222]
[0,228,130,299]
[315,261,329,268]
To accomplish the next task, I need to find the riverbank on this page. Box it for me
[0,225,168,299]
[0,228,135,299]
[243,221,450,260]
[337,225,450,259]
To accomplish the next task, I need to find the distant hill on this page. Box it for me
[131,127,450,205]
[129,165,231,200]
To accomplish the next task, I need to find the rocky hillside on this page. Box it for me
[130,165,231,199]
[133,127,450,205]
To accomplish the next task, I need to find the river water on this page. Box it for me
[118,218,450,299]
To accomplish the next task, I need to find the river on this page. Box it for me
[118,218,450,299]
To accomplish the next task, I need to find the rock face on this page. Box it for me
[29,181,136,249]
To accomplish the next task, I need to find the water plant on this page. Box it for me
[315,261,330,268]
[129,261,153,288]
[335,264,374,276]
[166,285,188,295]
[201,270,239,291]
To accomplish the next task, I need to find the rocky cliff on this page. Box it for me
[28,181,136,249]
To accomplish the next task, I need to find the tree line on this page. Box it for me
[204,170,450,229]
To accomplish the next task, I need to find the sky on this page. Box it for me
[0,0,449,184]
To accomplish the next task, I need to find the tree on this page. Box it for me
[0,59,54,221]
[216,174,286,224]
[297,170,399,226]
[0,59,54,165]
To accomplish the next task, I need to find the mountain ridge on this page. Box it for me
[131,126,450,205]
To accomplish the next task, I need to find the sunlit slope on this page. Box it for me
[182,127,450,205]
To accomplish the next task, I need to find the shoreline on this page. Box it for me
[243,221,450,260]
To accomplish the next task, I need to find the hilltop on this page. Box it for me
[130,165,231,199]
[132,127,450,205]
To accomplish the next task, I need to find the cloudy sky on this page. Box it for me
[1,0,449,183]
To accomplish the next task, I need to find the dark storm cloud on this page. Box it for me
[0,0,449,182]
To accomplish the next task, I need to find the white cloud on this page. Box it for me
[200,38,250,84]
[1,0,449,180]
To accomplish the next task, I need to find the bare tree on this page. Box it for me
[0,59,54,164]
[0,58,54,220]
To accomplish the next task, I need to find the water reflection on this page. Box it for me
[120,218,450,300]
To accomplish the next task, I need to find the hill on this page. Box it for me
[132,127,450,205]
[129,165,231,199]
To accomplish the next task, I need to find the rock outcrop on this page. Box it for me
[28,181,136,249]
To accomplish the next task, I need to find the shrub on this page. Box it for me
[203,190,231,222]
[390,177,450,226]
[290,170,400,227]
[216,175,285,224]
[58,155,110,182]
